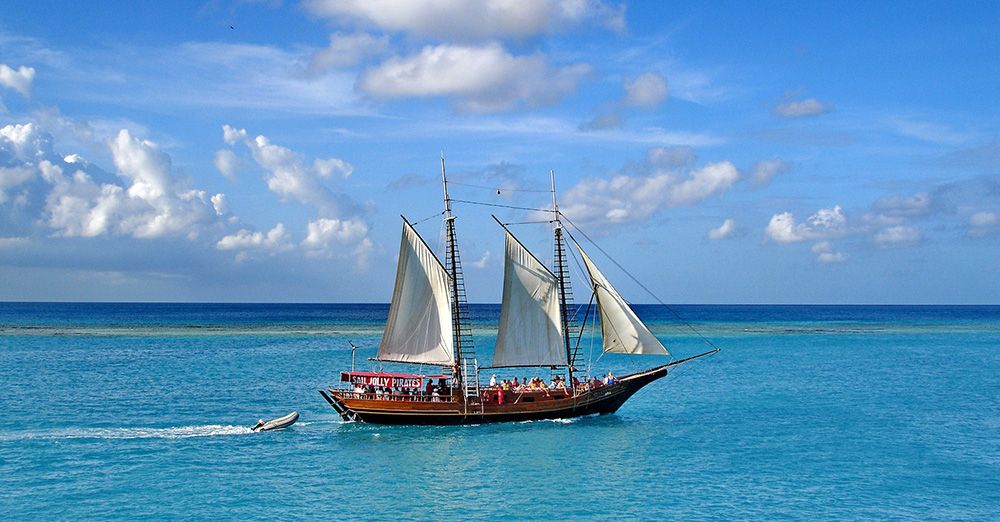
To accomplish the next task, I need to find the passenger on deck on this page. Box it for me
[425,380,434,397]
[512,377,519,389]
[605,371,616,385]
[571,376,580,390]
[490,374,497,387]
[432,387,440,402]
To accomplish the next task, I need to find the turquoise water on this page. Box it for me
[1,303,998,519]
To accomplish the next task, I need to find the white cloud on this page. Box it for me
[222,124,246,145]
[968,211,997,237]
[623,72,667,108]
[774,97,829,118]
[873,192,932,218]
[766,205,847,243]
[561,157,739,225]
[670,162,740,205]
[224,125,356,216]
[0,64,35,97]
[303,0,624,39]
[1,122,50,159]
[471,250,491,268]
[357,43,591,113]
[217,223,291,251]
[308,32,390,72]
[302,217,369,248]
[874,225,922,247]
[0,166,36,203]
[211,193,228,216]
[302,218,374,266]
[811,241,846,263]
[314,157,353,178]
[33,130,225,239]
[707,218,736,240]
[749,158,792,187]
[969,211,997,228]
[213,149,239,182]
[891,118,971,145]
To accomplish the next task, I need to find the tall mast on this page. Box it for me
[551,170,575,385]
[440,154,472,384]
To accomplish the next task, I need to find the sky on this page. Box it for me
[0,0,998,304]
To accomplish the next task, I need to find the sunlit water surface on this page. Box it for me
[1,303,998,519]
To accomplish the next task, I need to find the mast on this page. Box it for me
[441,155,473,385]
[551,170,575,385]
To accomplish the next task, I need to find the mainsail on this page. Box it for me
[493,230,566,367]
[376,219,455,365]
[576,243,669,356]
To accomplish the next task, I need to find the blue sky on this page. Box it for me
[1,1,998,303]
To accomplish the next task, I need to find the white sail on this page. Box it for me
[576,244,669,356]
[493,230,567,367]
[376,220,455,365]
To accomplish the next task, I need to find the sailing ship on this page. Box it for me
[320,159,718,425]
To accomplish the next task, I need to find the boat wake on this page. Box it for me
[0,424,253,442]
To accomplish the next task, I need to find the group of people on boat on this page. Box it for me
[351,378,454,402]
[481,371,618,404]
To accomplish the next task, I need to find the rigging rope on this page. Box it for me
[451,198,553,213]
[411,210,445,226]
[559,212,722,354]
[448,181,551,193]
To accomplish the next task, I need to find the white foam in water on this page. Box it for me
[0,424,253,441]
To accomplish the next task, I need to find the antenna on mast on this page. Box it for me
[441,152,453,218]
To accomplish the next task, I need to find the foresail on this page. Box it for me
[493,231,566,367]
[376,220,455,365]
[576,244,669,356]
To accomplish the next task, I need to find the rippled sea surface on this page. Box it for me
[1,303,998,519]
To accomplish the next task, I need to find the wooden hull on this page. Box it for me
[320,365,668,425]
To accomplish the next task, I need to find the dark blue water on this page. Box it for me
[1,303,998,518]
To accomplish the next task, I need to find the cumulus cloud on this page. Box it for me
[304,0,625,39]
[214,149,239,182]
[766,205,847,243]
[40,130,226,239]
[0,64,36,97]
[308,32,390,73]
[561,150,739,225]
[217,223,291,251]
[1,123,226,240]
[874,225,922,247]
[222,125,357,216]
[749,158,792,187]
[357,43,591,112]
[301,217,375,266]
[774,97,829,118]
[623,72,667,108]
[707,218,736,240]
[211,193,228,216]
[811,241,847,263]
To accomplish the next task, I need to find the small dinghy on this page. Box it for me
[251,411,299,432]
